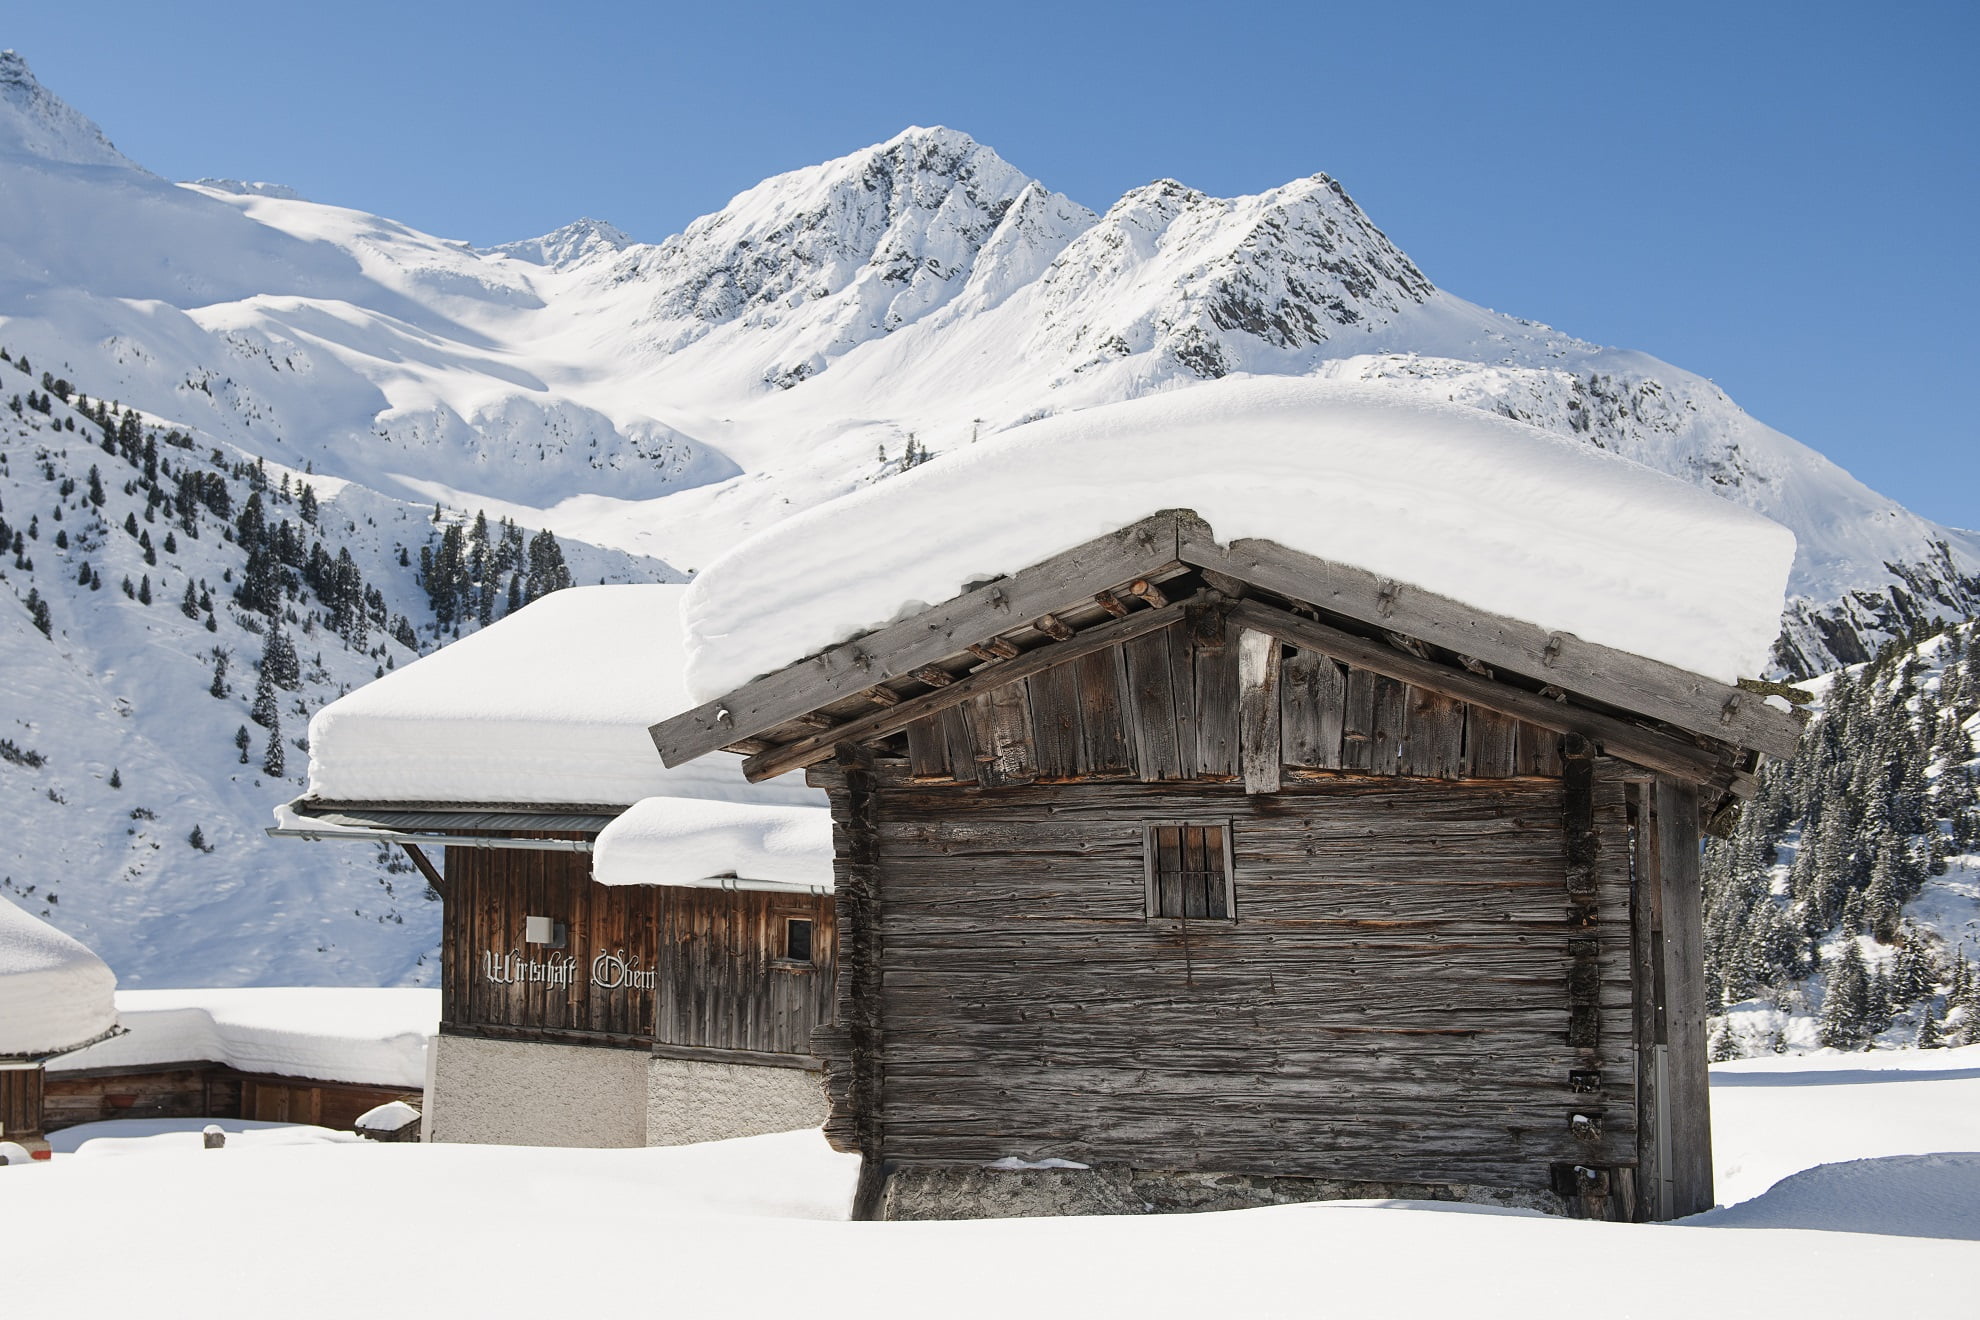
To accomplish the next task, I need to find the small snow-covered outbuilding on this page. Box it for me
[0,894,117,1149]
[652,379,1805,1222]
[276,584,835,1149]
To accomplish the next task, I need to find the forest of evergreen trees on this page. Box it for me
[1704,620,1980,1054]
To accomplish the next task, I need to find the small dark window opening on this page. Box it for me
[1145,822,1233,919]
[783,917,815,963]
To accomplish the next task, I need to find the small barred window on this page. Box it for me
[1144,822,1234,920]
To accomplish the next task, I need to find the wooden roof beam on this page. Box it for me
[739,596,1195,782]
[1226,598,1732,786]
[651,512,1187,767]
[1180,516,1801,759]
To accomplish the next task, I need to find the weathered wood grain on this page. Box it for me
[1178,518,1800,758]
[1227,598,1729,785]
[743,597,1190,781]
[654,513,1186,765]
[1656,775,1713,1217]
[1238,628,1284,793]
[859,774,1639,1191]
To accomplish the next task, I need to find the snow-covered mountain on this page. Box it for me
[2,48,1976,987]
[5,50,1971,669]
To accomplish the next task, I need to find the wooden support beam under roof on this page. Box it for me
[739,597,1194,782]
[651,513,1188,767]
[1176,515,1801,760]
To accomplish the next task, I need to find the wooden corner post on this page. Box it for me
[814,743,890,1220]
[1655,775,1714,1217]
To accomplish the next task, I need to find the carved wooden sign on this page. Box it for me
[480,948,654,992]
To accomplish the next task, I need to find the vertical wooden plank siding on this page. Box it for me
[439,842,833,1055]
[1124,630,1183,781]
[901,625,1570,787]
[1280,649,1346,769]
[1655,776,1714,1216]
[1237,628,1284,794]
[0,1065,45,1138]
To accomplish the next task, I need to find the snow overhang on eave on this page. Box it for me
[270,799,832,894]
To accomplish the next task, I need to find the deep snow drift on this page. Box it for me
[590,798,834,891]
[682,377,1797,700]
[303,584,819,807]
[50,987,437,1088]
[3,1048,1976,1318]
[0,892,115,1055]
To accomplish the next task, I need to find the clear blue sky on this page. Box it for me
[11,2,1977,527]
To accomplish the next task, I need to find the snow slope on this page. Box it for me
[0,48,1974,989]
[3,1052,1976,1318]
[681,377,1796,700]
[304,584,819,807]
[0,52,1967,674]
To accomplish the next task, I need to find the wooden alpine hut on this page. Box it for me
[0,893,119,1158]
[275,583,836,1148]
[650,379,1804,1222]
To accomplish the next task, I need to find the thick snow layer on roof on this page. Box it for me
[306,584,819,807]
[682,378,1797,701]
[48,988,437,1089]
[592,798,834,892]
[0,895,116,1057]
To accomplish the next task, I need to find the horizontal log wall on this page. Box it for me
[903,620,1565,786]
[442,845,834,1056]
[868,776,1637,1190]
[40,1065,412,1132]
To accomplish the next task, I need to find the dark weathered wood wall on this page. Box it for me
[440,846,835,1057]
[903,620,1566,788]
[849,772,1639,1192]
[40,1065,413,1133]
[1,1065,44,1138]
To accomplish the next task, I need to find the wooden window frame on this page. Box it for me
[1142,819,1236,921]
[775,916,817,968]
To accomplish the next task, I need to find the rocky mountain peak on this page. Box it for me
[0,50,142,170]
[484,217,634,269]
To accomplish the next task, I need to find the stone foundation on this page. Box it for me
[879,1164,1568,1221]
[426,1035,649,1147]
[645,1055,828,1146]
[425,1035,828,1149]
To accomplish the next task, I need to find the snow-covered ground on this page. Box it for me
[5,1049,1974,1317]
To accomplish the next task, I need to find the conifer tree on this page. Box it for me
[234,725,252,764]
[250,671,278,728]
[262,720,285,777]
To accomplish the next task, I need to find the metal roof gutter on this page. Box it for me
[266,824,831,895]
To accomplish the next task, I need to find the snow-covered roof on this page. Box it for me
[592,798,834,893]
[305,584,820,809]
[0,896,117,1057]
[48,988,436,1089]
[681,377,1797,700]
